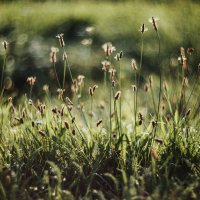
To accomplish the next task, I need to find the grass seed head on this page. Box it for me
[38,130,46,137]
[132,85,137,92]
[114,50,123,61]
[2,41,8,50]
[64,121,69,129]
[102,42,116,57]
[56,33,65,48]
[144,84,149,92]
[131,59,137,71]
[27,76,36,86]
[114,91,121,100]
[140,23,148,34]
[101,60,111,71]
[96,119,103,127]
[149,16,159,31]
[50,47,59,63]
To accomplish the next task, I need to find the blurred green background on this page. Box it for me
[0,0,199,97]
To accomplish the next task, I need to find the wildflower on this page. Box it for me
[114,51,123,61]
[56,33,65,48]
[102,42,116,57]
[140,24,148,34]
[101,60,111,71]
[149,16,159,31]
[178,47,187,69]
[132,85,137,92]
[27,76,36,86]
[2,41,8,50]
[50,47,59,63]
[114,91,121,100]
[81,38,93,46]
[131,59,137,70]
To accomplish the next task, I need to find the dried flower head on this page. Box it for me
[50,47,59,63]
[140,24,148,34]
[101,60,111,71]
[102,42,116,57]
[2,41,8,50]
[131,59,137,71]
[81,38,93,46]
[114,91,121,100]
[56,33,65,48]
[71,79,78,93]
[114,51,123,61]
[149,16,159,31]
[27,76,36,86]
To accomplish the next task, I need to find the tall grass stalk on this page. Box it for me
[0,49,7,97]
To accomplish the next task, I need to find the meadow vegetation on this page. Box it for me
[0,1,200,200]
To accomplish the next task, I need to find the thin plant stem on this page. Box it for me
[156,31,161,121]
[119,60,122,136]
[53,62,62,89]
[1,51,7,94]
[62,59,67,89]
[109,75,112,151]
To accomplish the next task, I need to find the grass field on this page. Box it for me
[0,1,200,200]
